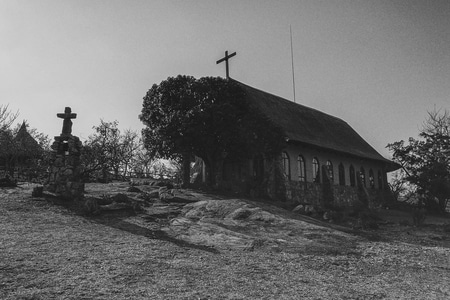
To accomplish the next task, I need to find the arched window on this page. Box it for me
[326,160,334,182]
[282,152,290,179]
[369,169,375,189]
[338,163,345,186]
[297,155,306,182]
[349,165,356,187]
[360,167,366,187]
[377,170,383,190]
[312,158,320,183]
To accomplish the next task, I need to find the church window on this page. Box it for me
[297,155,306,182]
[338,163,345,186]
[326,160,334,182]
[312,158,320,183]
[282,152,290,179]
[377,170,383,190]
[349,165,356,187]
[359,167,366,187]
[369,169,375,189]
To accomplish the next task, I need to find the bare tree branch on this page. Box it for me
[0,104,19,130]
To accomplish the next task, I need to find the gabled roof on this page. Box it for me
[14,122,42,156]
[233,79,394,166]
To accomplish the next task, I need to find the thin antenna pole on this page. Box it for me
[290,25,296,103]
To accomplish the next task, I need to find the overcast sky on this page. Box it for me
[1,0,449,157]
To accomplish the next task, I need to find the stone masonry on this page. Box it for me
[46,107,84,200]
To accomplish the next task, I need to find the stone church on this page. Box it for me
[213,80,399,207]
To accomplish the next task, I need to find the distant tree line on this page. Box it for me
[0,104,174,183]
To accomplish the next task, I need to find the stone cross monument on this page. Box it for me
[46,107,84,200]
[57,107,77,135]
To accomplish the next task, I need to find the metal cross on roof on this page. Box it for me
[216,50,236,79]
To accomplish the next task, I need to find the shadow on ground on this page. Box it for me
[40,182,450,251]
[92,214,220,254]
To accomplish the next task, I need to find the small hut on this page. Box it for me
[0,122,43,178]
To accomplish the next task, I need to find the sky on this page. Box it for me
[1,0,449,157]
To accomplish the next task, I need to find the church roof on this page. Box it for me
[233,80,396,168]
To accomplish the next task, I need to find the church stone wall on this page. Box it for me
[283,179,385,208]
[332,185,360,206]
[285,181,323,206]
[213,142,394,209]
[270,142,394,207]
[283,143,388,191]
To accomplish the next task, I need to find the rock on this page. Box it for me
[170,217,193,226]
[32,186,44,197]
[228,208,253,220]
[62,168,73,176]
[156,181,174,189]
[138,192,151,202]
[132,201,145,213]
[112,193,129,203]
[293,204,305,213]
[143,190,158,198]
[249,210,277,223]
[84,198,100,216]
[127,186,141,193]
[304,205,316,215]
[97,196,113,206]
[159,187,174,200]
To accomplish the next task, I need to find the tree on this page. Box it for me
[0,104,19,131]
[13,122,51,180]
[387,109,450,213]
[0,129,15,175]
[139,75,285,186]
[82,120,142,181]
[130,145,154,177]
[83,120,122,181]
[119,129,141,178]
[0,105,19,175]
[388,169,415,202]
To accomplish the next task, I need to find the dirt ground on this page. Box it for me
[1,182,450,299]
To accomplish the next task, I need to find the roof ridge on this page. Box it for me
[230,78,390,163]
[230,79,348,125]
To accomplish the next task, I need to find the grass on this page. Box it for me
[1,183,450,299]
